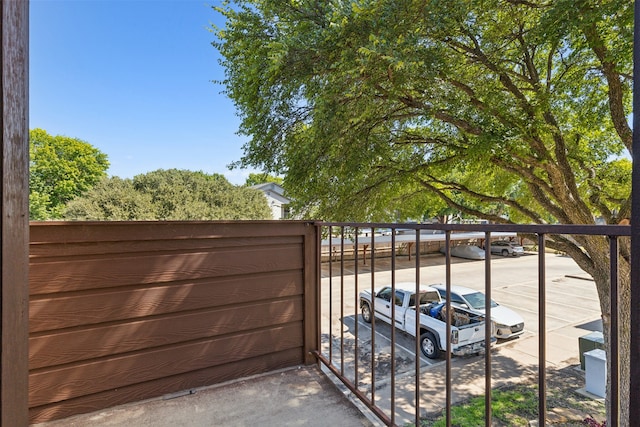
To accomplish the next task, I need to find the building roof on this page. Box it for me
[251,182,289,203]
[251,182,283,193]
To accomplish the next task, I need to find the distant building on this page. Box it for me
[251,182,290,220]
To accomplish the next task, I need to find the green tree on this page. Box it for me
[214,1,632,422]
[29,191,51,221]
[64,177,156,220]
[244,172,284,187]
[132,169,271,220]
[30,128,110,219]
[65,169,272,220]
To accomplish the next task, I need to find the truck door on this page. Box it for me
[374,287,405,327]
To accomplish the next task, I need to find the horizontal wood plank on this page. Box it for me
[29,235,302,259]
[30,221,313,244]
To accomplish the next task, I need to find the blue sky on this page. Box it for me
[30,0,254,185]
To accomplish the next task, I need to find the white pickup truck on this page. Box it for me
[359,283,492,359]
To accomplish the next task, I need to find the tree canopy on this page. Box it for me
[215,0,631,225]
[64,169,273,221]
[30,128,110,219]
[244,172,283,187]
[64,177,157,221]
[214,0,633,290]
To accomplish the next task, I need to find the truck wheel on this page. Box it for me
[361,302,372,323]
[419,332,441,359]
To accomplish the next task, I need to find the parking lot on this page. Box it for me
[320,251,602,383]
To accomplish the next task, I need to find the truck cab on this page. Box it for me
[365,286,442,327]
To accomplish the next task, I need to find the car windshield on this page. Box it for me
[463,291,498,310]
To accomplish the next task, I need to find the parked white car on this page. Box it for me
[488,240,524,257]
[430,284,525,339]
[440,245,485,260]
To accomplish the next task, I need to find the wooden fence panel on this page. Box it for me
[28,221,318,424]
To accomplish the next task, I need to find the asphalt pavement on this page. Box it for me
[319,251,603,424]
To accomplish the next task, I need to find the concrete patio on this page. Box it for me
[31,365,377,427]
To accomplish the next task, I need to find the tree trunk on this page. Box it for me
[576,236,630,426]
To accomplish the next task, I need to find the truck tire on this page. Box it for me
[361,302,372,323]
[419,332,441,359]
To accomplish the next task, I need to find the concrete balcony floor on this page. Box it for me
[31,366,375,427]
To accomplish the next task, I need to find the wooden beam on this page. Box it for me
[303,223,318,364]
[1,1,29,425]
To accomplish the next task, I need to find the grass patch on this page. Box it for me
[421,385,538,427]
[414,366,604,427]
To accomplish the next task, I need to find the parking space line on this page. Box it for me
[355,318,436,366]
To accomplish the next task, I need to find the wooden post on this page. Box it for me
[303,222,318,364]
[1,1,29,425]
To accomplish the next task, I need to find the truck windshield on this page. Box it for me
[409,291,440,307]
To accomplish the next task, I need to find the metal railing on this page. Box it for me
[313,222,631,426]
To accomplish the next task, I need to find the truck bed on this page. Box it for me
[418,302,485,328]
